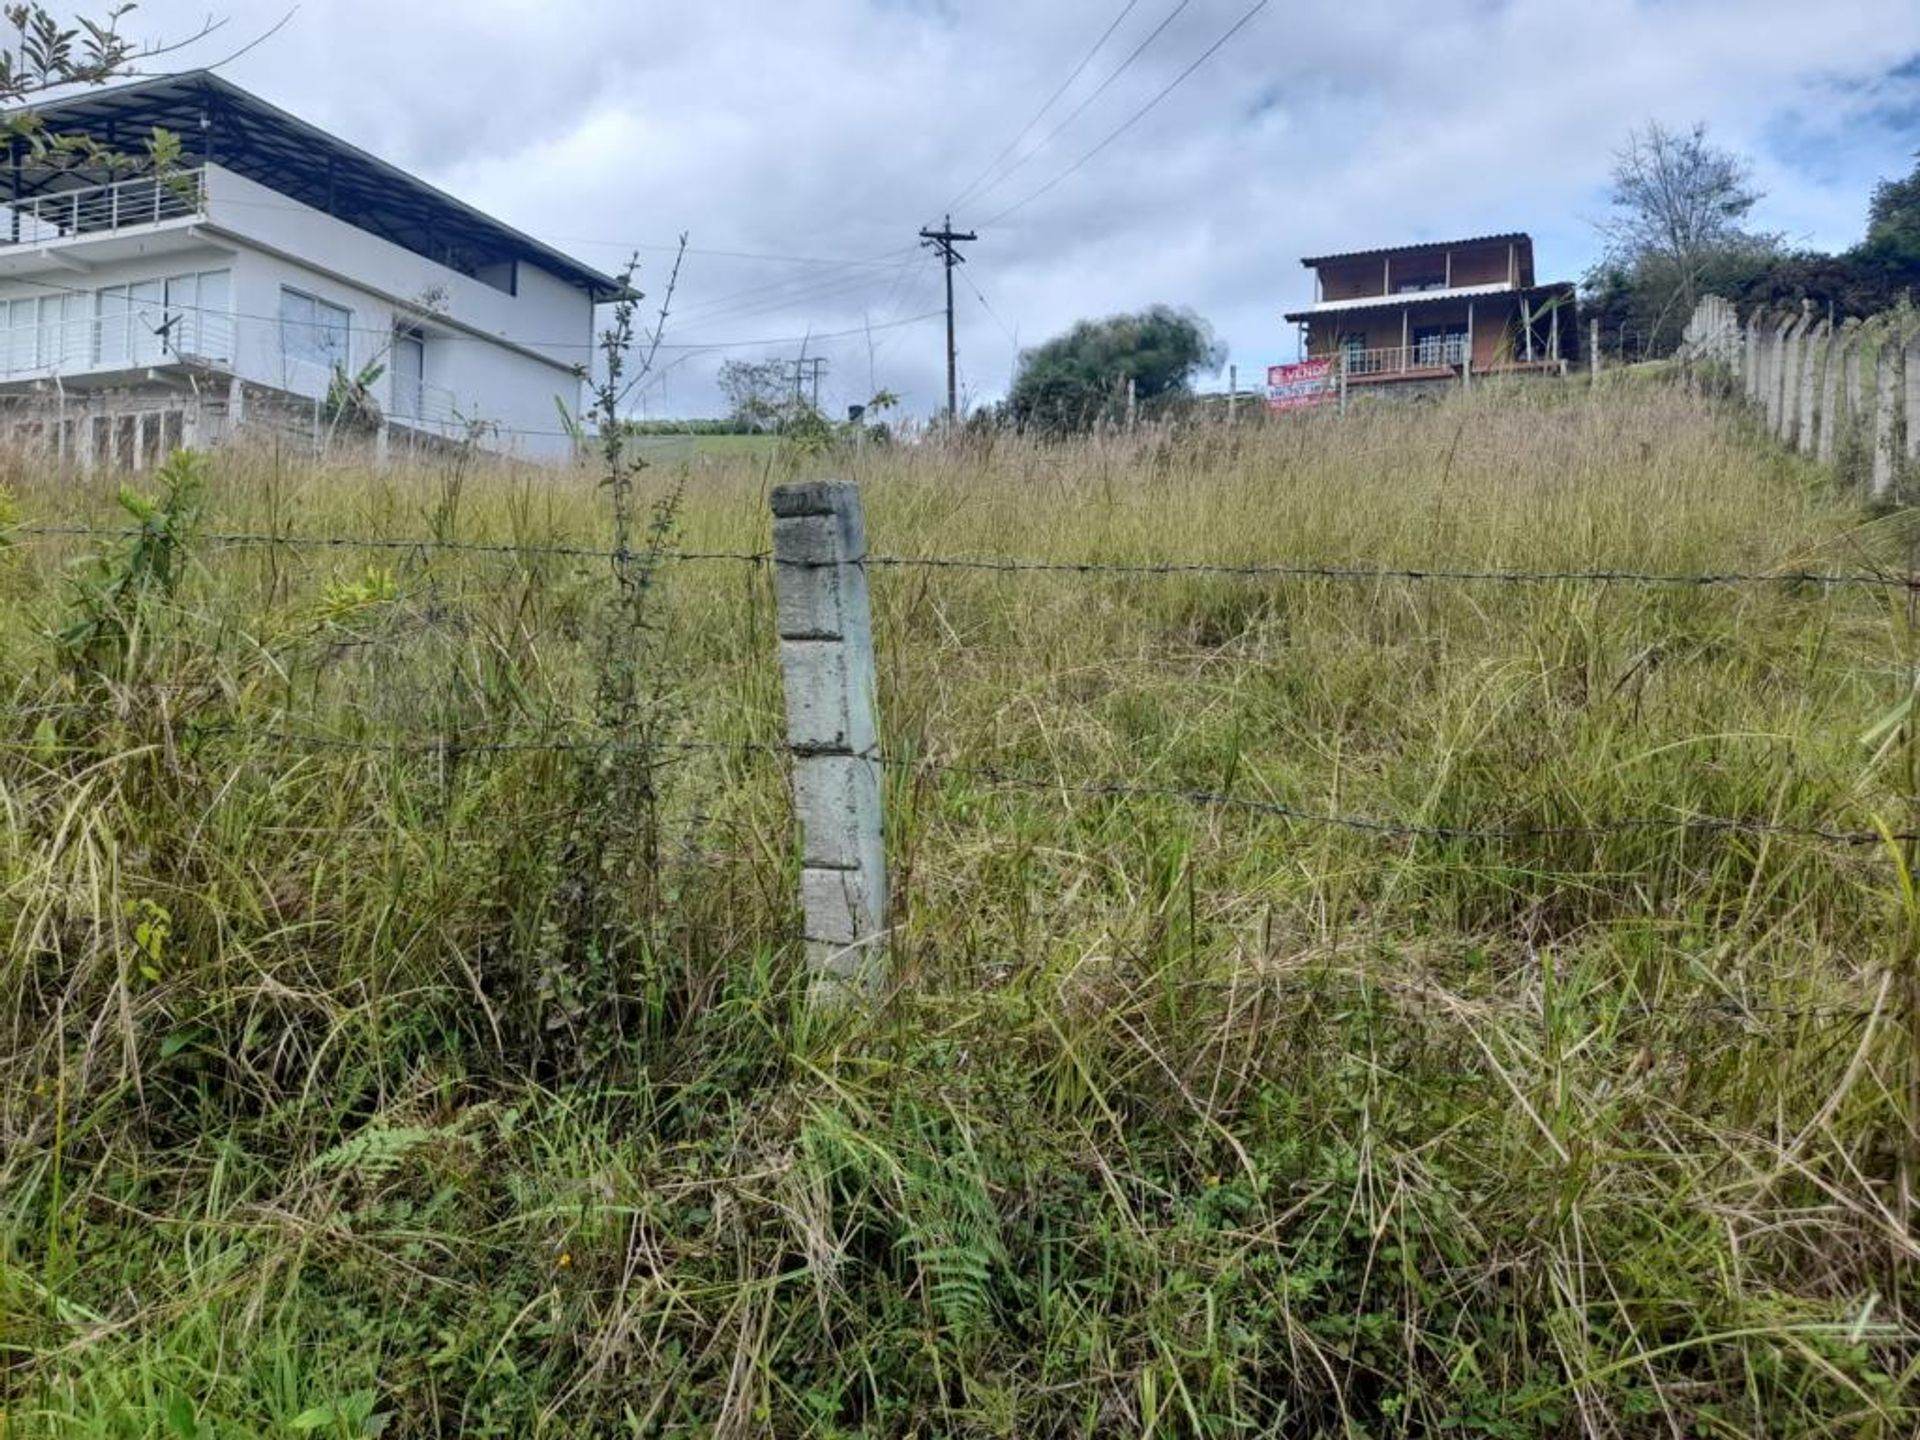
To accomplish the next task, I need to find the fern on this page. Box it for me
[306,1125,462,1185]
[899,1108,1007,1343]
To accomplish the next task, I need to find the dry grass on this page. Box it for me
[2,377,1920,1437]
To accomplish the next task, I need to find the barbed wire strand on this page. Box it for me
[887,753,1919,847]
[8,524,1916,591]
[0,715,1896,1019]
[2,708,1906,848]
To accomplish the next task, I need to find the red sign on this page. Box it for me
[1267,358,1335,412]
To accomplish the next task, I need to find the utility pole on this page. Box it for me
[786,356,828,412]
[919,214,976,425]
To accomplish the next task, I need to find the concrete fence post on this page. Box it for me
[1777,310,1808,445]
[1764,313,1793,436]
[1907,329,1920,469]
[1819,323,1849,466]
[1846,328,1867,479]
[1743,312,1763,407]
[1797,320,1828,458]
[770,481,889,1001]
[1874,331,1902,498]
[1590,318,1600,384]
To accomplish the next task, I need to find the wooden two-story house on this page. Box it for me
[1283,233,1577,387]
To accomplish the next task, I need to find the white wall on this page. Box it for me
[0,166,597,461]
[208,167,590,461]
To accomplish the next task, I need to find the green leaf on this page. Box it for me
[166,1394,200,1440]
[160,1028,201,1060]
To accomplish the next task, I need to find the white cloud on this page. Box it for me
[127,0,1920,417]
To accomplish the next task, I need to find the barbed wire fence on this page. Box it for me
[6,485,1918,1012]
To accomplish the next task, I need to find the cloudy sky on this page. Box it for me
[136,0,1920,419]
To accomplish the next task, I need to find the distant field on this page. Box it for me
[3,380,1918,1437]
[628,430,784,461]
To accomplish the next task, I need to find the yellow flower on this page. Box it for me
[557,1250,573,1270]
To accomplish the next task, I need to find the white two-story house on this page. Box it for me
[0,71,627,465]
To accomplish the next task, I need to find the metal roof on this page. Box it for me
[1300,233,1531,268]
[1282,279,1574,324]
[6,72,628,301]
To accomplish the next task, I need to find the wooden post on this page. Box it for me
[770,481,888,1001]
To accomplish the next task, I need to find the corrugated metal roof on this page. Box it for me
[1299,233,1530,268]
[1282,279,1574,324]
[12,72,629,301]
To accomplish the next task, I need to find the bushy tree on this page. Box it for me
[1711,152,1920,323]
[1007,306,1223,433]
[715,359,790,433]
[1860,151,1920,268]
[1587,121,1779,355]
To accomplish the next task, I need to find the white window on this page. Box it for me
[92,281,162,366]
[94,285,130,367]
[279,287,350,372]
[127,280,164,366]
[165,269,231,361]
[36,292,86,369]
[391,328,425,419]
[5,297,34,375]
[93,270,232,369]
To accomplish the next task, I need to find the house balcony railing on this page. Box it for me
[1,169,207,247]
[391,378,465,429]
[1340,338,1468,378]
[0,310,234,380]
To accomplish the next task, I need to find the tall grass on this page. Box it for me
[3,380,1920,1437]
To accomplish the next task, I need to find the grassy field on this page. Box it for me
[3,378,1920,1436]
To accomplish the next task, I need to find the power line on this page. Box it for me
[178,191,911,274]
[985,0,1270,227]
[963,0,1194,214]
[945,0,1144,214]
[959,267,1017,346]
[673,254,921,330]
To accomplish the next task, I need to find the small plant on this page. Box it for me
[56,447,203,679]
[324,359,388,433]
[312,564,400,640]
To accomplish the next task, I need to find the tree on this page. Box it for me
[0,8,225,176]
[715,359,790,432]
[1860,151,1920,268]
[1007,306,1224,433]
[1589,121,1778,354]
